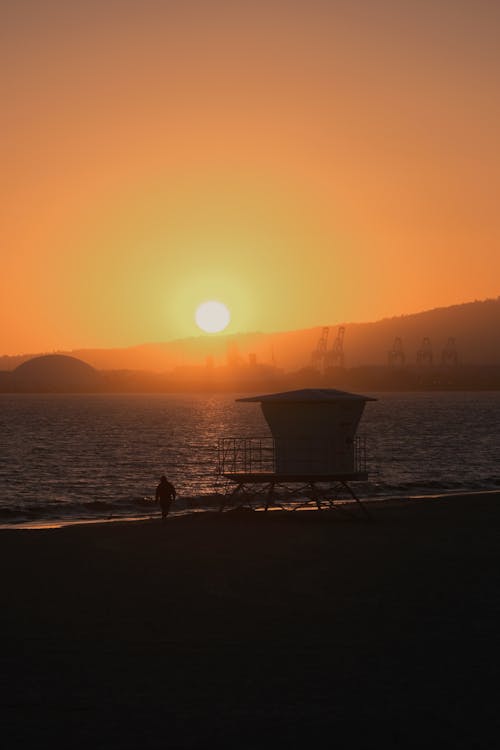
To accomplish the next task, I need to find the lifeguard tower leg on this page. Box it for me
[340,481,371,520]
[219,483,244,513]
[264,482,275,512]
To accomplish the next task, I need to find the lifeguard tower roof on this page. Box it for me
[237,388,376,403]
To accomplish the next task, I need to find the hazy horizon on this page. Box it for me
[2,295,499,360]
[2,297,500,376]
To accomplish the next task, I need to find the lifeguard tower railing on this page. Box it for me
[217,436,367,478]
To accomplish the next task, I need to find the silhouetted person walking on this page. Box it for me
[155,475,176,520]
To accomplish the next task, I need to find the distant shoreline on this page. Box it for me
[2,384,500,394]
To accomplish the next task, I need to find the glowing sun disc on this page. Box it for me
[195,300,231,333]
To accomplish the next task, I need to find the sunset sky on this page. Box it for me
[2,0,499,355]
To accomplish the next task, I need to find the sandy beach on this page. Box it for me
[1,493,499,748]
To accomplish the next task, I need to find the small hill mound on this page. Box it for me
[14,355,99,390]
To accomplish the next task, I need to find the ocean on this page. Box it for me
[1,391,499,526]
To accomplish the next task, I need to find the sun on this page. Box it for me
[195,300,231,333]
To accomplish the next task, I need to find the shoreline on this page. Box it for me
[2,486,500,532]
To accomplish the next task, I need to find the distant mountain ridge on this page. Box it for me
[2,297,500,372]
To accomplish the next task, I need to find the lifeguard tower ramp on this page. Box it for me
[217,389,375,518]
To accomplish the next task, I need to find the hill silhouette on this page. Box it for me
[1,298,499,373]
[11,355,100,391]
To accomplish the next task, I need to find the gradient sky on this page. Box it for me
[2,0,499,354]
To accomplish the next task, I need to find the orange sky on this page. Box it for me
[2,0,499,355]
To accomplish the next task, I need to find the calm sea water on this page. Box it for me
[1,392,499,525]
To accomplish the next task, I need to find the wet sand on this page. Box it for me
[1,494,499,748]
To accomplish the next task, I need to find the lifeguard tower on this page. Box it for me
[217,388,376,517]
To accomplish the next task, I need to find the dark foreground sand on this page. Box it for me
[1,494,499,748]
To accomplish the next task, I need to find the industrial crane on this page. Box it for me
[311,327,329,372]
[416,337,433,365]
[388,337,406,366]
[441,337,458,366]
[325,326,346,369]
